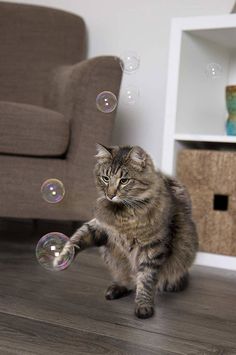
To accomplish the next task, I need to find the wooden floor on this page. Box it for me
[0,218,236,355]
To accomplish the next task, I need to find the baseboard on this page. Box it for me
[195,252,236,271]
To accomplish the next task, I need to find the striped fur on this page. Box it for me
[57,145,198,319]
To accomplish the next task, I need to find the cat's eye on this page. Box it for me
[101,175,109,183]
[120,178,129,185]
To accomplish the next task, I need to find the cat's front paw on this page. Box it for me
[52,241,76,269]
[135,305,154,319]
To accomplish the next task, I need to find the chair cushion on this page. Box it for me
[0,101,70,157]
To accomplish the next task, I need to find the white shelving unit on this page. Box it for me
[162,14,236,271]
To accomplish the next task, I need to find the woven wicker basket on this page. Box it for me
[177,149,236,256]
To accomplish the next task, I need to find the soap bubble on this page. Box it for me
[96,91,118,113]
[205,63,222,79]
[36,232,74,271]
[41,179,65,203]
[123,86,140,105]
[120,51,140,74]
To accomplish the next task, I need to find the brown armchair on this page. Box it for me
[0,2,122,221]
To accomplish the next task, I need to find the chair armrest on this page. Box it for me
[45,56,122,165]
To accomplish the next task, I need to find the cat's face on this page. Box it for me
[94,144,155,207]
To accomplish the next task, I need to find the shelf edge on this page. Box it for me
[174,133,236,143]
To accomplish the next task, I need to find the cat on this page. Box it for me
[56,144,198,319]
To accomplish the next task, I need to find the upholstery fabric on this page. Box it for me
[0,101,69,157]
[0,2,86,106]
[46,56,122,164]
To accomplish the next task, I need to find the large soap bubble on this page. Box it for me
[36,232,74,271]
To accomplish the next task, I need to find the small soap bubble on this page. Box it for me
[96,91,118,113]
[205,63,222,79]
[123,86,140,105]
[120,51,140,74]
[41,179,65,203]
[36,232,74,271]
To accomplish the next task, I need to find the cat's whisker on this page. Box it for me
[127,196,147,205]
[122,199,132,209]
[97,196,106,202]
[123,199,138,209]
[126,195,156,211]
[128,195,151,204]
[123,197,146,210]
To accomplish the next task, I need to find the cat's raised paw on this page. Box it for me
[135,305,154,319]
[105,284,132,300]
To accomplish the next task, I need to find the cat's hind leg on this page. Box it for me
[100,245,134,300]
[105,283,132,300]
[159,272,189,292]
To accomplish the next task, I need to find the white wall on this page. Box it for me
[4,0,235,166]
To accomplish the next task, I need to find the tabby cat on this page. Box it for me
[57,144,198,319]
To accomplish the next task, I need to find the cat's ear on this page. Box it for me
[128,146,147,170]
[95,143,112,160]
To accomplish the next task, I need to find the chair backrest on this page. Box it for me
[0,2,86,106]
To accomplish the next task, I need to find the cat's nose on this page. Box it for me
[107,193,116,200]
